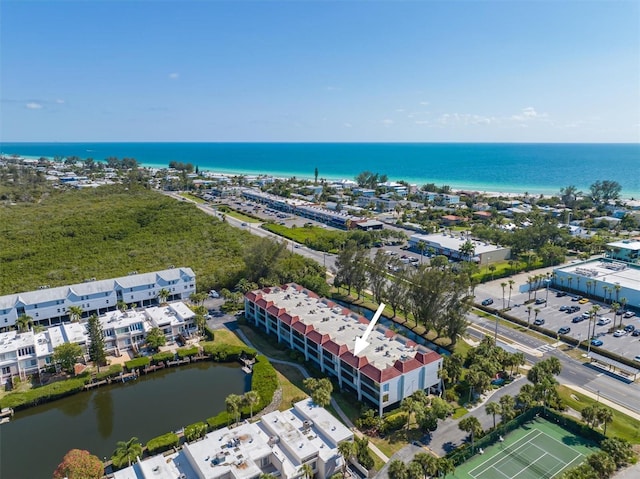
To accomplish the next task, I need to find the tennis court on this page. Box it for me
[448,417,599,479]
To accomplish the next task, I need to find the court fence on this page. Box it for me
[446,406,604,467]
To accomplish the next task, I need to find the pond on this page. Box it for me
[0,361,249,479]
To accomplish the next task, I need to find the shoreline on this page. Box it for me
[3,150,640,200]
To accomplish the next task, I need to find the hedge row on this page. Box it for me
[203,326,215,341]
[152,352,175,364]
[250,355,279,411]
[184,421,208,442]
[124,357,151,371]
[93,364,124,381]
[0,377,86,410]
[146,432,179,454]
[177,346,199,359]
[201,342,257,362]
[477,304,640,371]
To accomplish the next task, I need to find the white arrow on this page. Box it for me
[353,302,386,356]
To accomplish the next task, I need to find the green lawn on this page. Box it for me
[217,206,261,223]
[236,324,292,361]
[179,192,205,204]
[557,385,640,443]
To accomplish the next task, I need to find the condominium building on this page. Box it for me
[244,284,443,416]
[0,302,196,385]
[112,399,353,479]
[0,267,196,329]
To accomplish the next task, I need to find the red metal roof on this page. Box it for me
[415,350,442,365]
[307,329,330,345]
[393,357,422,373]
[341,351,369,369]
[293,321,314,334]
[323,340,348,356]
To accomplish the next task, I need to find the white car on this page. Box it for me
[613,329,627,337]
[596,317,611,326]
[209,290,220,298]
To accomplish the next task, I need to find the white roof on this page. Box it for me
[608,239,640,251]
[556,259,640,292]
[410,232,508,255]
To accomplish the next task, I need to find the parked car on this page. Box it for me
[632,330,640,337]
[559,305,568,312]
[571,296,582,302]
[578,298,590,304]
[634,355,640,362]
[613,329,627,337]
[208,290,220,298]
[481,298,494,306]
[591,339,604,347]
[624,324,635,333]
[534,318,545,326]
[623,311,636,318]
[556,291,568,297]
[535,298,547,305]
[596,317,612,326]
[558,326,571,335]
[572,316,585,323]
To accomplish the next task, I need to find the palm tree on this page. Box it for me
[488,264,496,281]
[15,314,33,333]
[598,407,614,436]
[68,306,83,323]
[225,393,243,426]
[458,416,482,453]
[243,391,260,419]
[436,457,455,478]
[533,308,540,327]
[507,280,515,308]
[499,395,516,424]
[417,241,427,264]
[300,463,314,479]
[117,300,127,313]
[614,283,621,304]
[401,397,419,434]
[500,282,507,309]
[414,452,437,479]
[619,297,628,328]
[337,441,355,478]
[485,401,501,429]
[157,288,171,304]
[526,306,533,328]
[387,459,408,479]
[112,437,142,468]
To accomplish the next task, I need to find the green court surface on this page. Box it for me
[447,417,600,479]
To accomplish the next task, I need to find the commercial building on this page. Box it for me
[112,399,353,479]
[0,267,196,329]
[244,284,443,416]
[407,233,511,264]
[606,239,640,265]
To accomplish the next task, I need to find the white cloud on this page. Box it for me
[512,106,548,122]
[55,99,65,104]
[26,102,43,109]
[419,101,429,106]
[437,113,495,126]
[168,72,180,79]
[382,119,394,126]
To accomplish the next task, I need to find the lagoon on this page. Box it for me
[0,362,248,479]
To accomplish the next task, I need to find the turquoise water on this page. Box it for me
[2,142,639,197]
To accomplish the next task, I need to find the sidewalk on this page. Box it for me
[233,328,390,463]
[564,384,640,422]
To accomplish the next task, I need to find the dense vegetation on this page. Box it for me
[0,185,325,295]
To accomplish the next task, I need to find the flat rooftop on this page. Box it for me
[556,259,640,292]
[250,286,438,371]
[410,232,508,254]
[607,239,640,251]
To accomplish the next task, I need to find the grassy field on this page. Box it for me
[558,385,640,443]
[236,323,292,361]
[212,328,247,348]
[216,205,261,223]
[179,192,205,204]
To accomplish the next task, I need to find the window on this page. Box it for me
[382,394,389,402]
[383,383,389,392]
[1,367,10,375]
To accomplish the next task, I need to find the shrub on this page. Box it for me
[93,364,123,381]
[203,326,215,341]
[0,377,86,410]
[381,412,408,434]
[202,343,256,362]
[184,422,208,442]
[146,432,179,454]
[177,346,199,359]
[124,357,150,371]
[250,355,278,411]
[206,411,231,430]
[151,351,175,364]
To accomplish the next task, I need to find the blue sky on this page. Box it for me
[1,0,639,142]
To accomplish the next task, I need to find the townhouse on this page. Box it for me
[0,267,196,329]
[245,284,443,416]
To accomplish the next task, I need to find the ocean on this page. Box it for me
[1,142,639,198]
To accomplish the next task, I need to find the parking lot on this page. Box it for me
[478,284,640,359]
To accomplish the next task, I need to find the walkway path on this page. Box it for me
[233,328,390,463]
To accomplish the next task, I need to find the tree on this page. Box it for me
[597,406,614,436]
[301,463,314,479]
[401,397,420,435]
[560,185,580,208]
[500,282,507,309]
[414,452,437,479]
[485,401,501,429]
[117,300,128,312]
[314,167,319,184]
[157,288,171,304]
[87,314,107,369]
[586,451,616,479]
[499,395,516,424]
[303,377,333,407]
[111,436,142,469]
[15,314,32,333]
[406,461,424,479]
[436,457,455,478]
[337,441,355,478]
[600,437,634,468]
[507,280,515,308]
[53,342,83,374]
[226,393,243,425]
[458,416,482,452]
[561,463,598,479]
[145,327,166,351]
[459,240,475,262]
[243,390,260,419]
[68,306,83,323]
[387,459,408,479]
[53,449,103,479]
[367,250,389,304]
